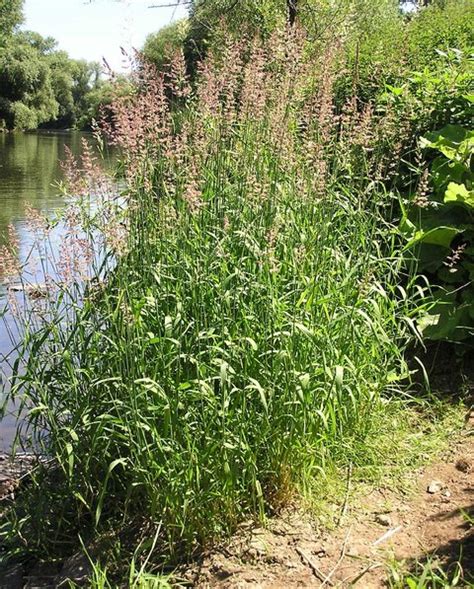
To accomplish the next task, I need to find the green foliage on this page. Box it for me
[0,33,58,129]
[405,0,474,70]
[76,75,134,130]
[335,0,474,109]
[0,0,23,45]
[69,60,101,126]
[143,20,189,73]
[9,101,39,129]
[189,0,288,35]
[181,0,473,104]
[2,0,474,582]
[184,0,285,72]
[0,4,103,130]
[388,556,466,588]
[185,0,404,76]
[401,124,474,341]
[381,47,473,132]
[1,32,420,568]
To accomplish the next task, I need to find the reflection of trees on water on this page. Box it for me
[0,131,91,240]
[0,130,115,276]
[0,131,102,282]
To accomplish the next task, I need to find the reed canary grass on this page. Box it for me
[1,27,426,572]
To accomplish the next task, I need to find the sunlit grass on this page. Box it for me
[0,26,460,582]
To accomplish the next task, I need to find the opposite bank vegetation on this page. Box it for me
[0,0,473,586]
[0,0,130,132]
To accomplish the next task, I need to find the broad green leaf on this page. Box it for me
[385,84,404,96]
[444,182,474,207]
[437,266,467,284]
[418,296,474,341]
[420,125,474,163]
[404,226,458,249]
[431,158,467,193]
[423,124,470,146]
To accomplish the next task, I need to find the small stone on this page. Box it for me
[427,480,443,494]
[246,547,258,561]
[246,537,267,560]
[442,489,451,498]
[375,514,392,527]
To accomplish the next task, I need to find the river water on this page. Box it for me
[0,130,108,450]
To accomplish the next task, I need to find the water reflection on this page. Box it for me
[0,131,112,450]
[0,132,86,239]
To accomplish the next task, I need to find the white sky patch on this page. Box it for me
[23,0,188,71]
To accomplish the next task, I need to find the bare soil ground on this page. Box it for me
[182,415,474,588]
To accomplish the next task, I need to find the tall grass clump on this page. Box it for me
[2,27,420,568]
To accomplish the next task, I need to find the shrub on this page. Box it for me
[10,101,38,130]
[405,0,474,70]
[400,124,474,341]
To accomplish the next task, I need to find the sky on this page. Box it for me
[23,0,189,71]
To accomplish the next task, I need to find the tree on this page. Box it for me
[143,19,189,72]
[0,0,117,130]
[78,74,134,129]
[0,26,103,130]
[70,60,101,125]
[0,33,58,128]
[0,0,24,44]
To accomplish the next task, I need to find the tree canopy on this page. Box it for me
[0,0,24,43]
[143,19,190,73]
[0,0,105,130]
[146,0,473,101]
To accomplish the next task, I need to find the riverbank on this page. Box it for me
[1,2,473,586]
[187,430,474,588]
[1,401,471,587]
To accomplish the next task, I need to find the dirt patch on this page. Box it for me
[183,421,474,588]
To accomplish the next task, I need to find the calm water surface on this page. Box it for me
[0,131,107,450]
